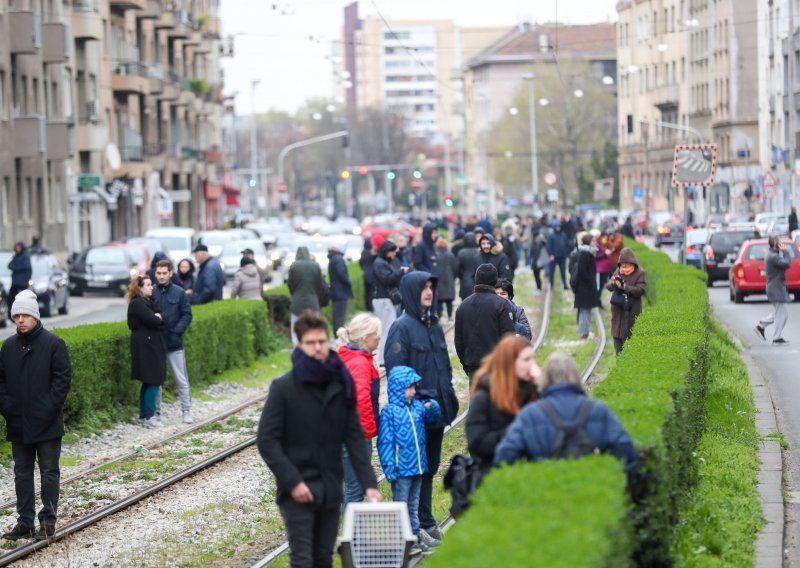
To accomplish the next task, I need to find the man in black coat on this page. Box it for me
[258,311,381,567]
[477,234,512,282]
[7,242,32,311]
[359,237,376,312]
[454,264,515,381]
[456,231,481,301]
[188,244,224,305]
[0,290,71,541]
[327,244,353,332]
[152,260,194,424]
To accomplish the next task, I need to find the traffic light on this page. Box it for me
[340,170,351,180]
[358,166,369,175]
[412,169,423,179]
[444,194,454,207]
[248,178,256,188]
[386,170,397,181]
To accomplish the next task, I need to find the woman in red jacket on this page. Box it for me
[337,313,382,506]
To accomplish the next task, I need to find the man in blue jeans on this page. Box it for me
[0,290,72,541]
[153,260,194,424]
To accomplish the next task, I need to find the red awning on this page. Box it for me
[223,185,239,207]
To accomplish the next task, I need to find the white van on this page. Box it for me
[145,227,196,266]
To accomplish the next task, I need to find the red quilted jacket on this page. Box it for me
[338,345,380,439]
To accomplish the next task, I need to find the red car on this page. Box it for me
[729,238,800,303]
[361,220,422,242]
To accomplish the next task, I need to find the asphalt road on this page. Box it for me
[651,238,800,563]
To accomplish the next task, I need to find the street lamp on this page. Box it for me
[250,80,261,213]
[520,72,539,203]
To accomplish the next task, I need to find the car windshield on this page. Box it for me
[746,243,799,261]
[31,257,52,278]
[157,236,190,251]
[198,233,229,247]
[87,247,128,265]
[711,232,756,250]
[123,247,146,263]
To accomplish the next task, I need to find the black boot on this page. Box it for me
[35,524,56,541]
[2,523,35,540]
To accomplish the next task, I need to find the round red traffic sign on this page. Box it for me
[411,179,424,190]
[544,172,557,186]
[276,181,287,193]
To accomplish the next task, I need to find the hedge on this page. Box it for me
[433,240,725,567]
[0,299,279,439]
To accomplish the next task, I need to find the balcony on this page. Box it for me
[144,141,166,157]
[201,16,221,39]
[110,0,146,12]
[42,23,72,63]
[10,11,42,54]
[112,63,151,95]
[654,84,679,111]
[46,121,76,160]
[13,116,46,157]
[76,122,108,152]
[71,6,102,41]
[119,125,144,162]
[136,0,161,19]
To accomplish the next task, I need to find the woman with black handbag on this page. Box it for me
[606,247,647,355]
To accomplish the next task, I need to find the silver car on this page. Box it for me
[218,239,272,281]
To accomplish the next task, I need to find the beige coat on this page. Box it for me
[605,248,647,339]
[231,264,264,300]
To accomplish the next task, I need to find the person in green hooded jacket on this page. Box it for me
[287,246,325,346]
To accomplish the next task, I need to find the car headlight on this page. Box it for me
[258,260,268,270]
[33,283,48,294]
[129,268,139,278]
[270,252,280,261]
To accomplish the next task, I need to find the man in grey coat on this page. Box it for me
[755,236,792,345]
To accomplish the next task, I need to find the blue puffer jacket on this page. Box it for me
[152,281,193,352]
[493,384,637,478]
[384,271,459,426]
[377,366,442,482]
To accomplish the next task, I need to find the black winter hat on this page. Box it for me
[474,263,498,286]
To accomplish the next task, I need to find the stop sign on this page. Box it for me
[411,179,423,190]
[276,181,287,193]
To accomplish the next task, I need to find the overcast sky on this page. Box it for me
[220,0,618,115]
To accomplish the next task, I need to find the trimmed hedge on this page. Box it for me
[0,299,279,439]
[427,457,633,568]
[433,240,723,567]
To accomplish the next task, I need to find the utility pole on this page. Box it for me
[789,0,797,212]
[521,72,539,203]
[250,80,260,214]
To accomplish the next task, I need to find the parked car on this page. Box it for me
[361,219,421,241]
[654,218,684,247]
[123,236,169,260]
[107,242,150,273]
[764,218,790,237]
[755,212,785,236]
[729,238,800,303]
[678,228,709,269]
[704,214,727,230]
[196,230,246,258]
[332,216,362,235]
[702,229,758,287]
[291,237,336,274]
[145,227,195,266]
[69,245,139,297]
[218,239,272,281]
[29,253,70,317]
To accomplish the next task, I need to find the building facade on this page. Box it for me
[617,0,760,218]
[0,0,225,257]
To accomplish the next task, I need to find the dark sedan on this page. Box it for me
[30,254,70,317]
[701,229,758,287]
[654,219,685,247]
[69,246,139,297]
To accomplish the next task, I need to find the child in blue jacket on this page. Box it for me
[378,366,442,554]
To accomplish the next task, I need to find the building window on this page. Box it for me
[0,178,8,226]
[21,178,31,223]
[0,70,5,119]
[32,77,38,114]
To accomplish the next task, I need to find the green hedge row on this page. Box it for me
[433,240,719,567]
[0,299,279,438]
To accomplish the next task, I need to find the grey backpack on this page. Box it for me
[539,398,599,459]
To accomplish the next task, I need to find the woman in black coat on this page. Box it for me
[466,335,540,473]
[572,233,601,339]
[126,275,167,427]
[176,258,196,292]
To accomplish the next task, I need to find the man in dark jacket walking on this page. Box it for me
[8,242,32,312]
[546,222,571,290]
[0,290,71,541]
[287,246,326,346]
[572,234,601,339]
[454,264,515,381]
[755,236,792,345]
[152,260,194,424]
[456,231,481,301]
[384,271,459,548]
[477,234,512,282]
[328,244,353,332]
[188,244,224,305]
[412,222,440,275]
[359,237,376,312]
[258,311,381,567]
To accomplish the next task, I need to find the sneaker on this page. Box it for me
[142,416,162,428]
[773,338,789,345]
[182,411,194,424]
[2,523,35,540]
[419,527,442,547]
[424,526,443,541]
[34,524,56,541]
[409,541,432,556]
[409,544,423,557]
[754,325,766,341]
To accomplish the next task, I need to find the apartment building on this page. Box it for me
[617,0,758,217]
[0,0,225,255]
[757,0,799,212]
[462,22,616,208]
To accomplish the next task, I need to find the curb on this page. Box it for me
[722,327,784,567]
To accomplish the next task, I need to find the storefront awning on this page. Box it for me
[204,182,223,200]
[223,185,239,207]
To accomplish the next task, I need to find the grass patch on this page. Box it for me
[59,455,81,468]
[671,320,763,566]
[205,348,292,391]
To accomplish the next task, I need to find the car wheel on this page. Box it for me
[40,295,52,318]
[72,289,84,297]
[734,289,745,304]
[58,295,69,315]
[729,286,735,302]
[794,292,800,303]
[706,275,713,288]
